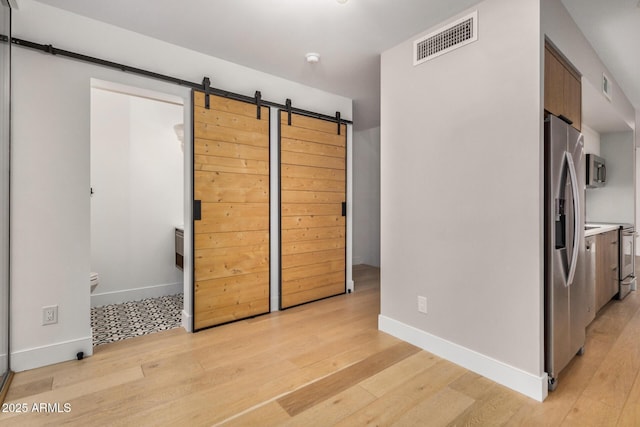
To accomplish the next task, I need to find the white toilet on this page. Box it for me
[90,272,100,293]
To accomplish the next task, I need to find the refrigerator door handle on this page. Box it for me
[566,151,581,287]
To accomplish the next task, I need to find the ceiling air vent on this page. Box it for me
[413,11,478,66]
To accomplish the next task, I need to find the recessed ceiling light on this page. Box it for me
[336,0,348,4]
[305,52,320,63]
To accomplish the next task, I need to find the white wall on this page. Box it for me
[586,132,635,224]
[353,126,380,267]
[582,124,600,156]
[90,89,184,306]
[380,0,545,400]
[10,0,352,371]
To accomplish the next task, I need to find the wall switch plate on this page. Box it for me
[417,296,427,314]
[42,305,58,325]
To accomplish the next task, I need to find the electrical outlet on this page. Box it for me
[417,296,427,314]
[42,305,58,325]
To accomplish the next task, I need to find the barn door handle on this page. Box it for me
[341,202,346,217]
[194,200,202,221]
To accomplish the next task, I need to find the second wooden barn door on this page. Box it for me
[279,111,347,309]
[193,91,270,330]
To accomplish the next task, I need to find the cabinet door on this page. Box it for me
[544,43,582,132]
[544,47,564,117]
[595,230,619,312]
[595,233,609,312]
[563,71,581,132]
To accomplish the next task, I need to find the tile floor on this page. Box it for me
[91,293,183,346]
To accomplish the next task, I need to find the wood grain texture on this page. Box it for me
[281,259,346,282]
[596,230,619,313]
[281,237,345,255]
[194,154,269,175]
[194,122,268,148]
[281,190,345,204]
[564,72,582,131]
[280,176,345,192]
[281,164,345,182]
[280,282,346,308]
[193,92,270,329]
[194,91,268,119]
[281,112,343,135]
[194,245,269,281]
[5,265,640,426]
[194,138,268,161]
[280,111,346,309]
[281,137,345,158]
[281,226,345,243]
[281,203,342,217]
[194,230,269,250]
[281,215,345,230]
[277,341,420,416]
[279,115,345,147]
[544,42,582,131]
[280,150,345,170]
[544,46,564,118]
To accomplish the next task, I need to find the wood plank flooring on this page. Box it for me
[2,264,640,426]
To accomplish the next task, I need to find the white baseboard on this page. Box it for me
[11,336,94,372]
[353,256,364,265]
[378,315,548,402]
[91,282,183,307]
[181,309,193,332]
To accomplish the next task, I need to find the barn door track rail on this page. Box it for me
[8,36,352,127]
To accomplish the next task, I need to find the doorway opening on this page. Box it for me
[90,82,185,346]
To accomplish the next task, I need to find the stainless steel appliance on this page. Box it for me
[586,154,606,188]
[618,224,636,299]
[544,114,587,391]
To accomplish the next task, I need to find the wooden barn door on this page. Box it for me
[279,111,347,309]
[193,91,270,330]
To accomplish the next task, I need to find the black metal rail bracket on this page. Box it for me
[286,98,292,125]
[255,90,262,120]
[202,77,211,109]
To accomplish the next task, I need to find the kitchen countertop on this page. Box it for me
[584,223,620,237]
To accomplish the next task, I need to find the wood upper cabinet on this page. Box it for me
[544,42,582,131]
[563,72,581,130]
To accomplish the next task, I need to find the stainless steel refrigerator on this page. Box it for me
[544,114,586,391]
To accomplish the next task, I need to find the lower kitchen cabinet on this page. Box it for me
[595,230,618,312]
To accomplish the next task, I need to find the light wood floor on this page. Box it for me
[2,265,640,426]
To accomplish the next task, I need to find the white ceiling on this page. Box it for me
[562,0,640,133]
[32,0,640,132]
